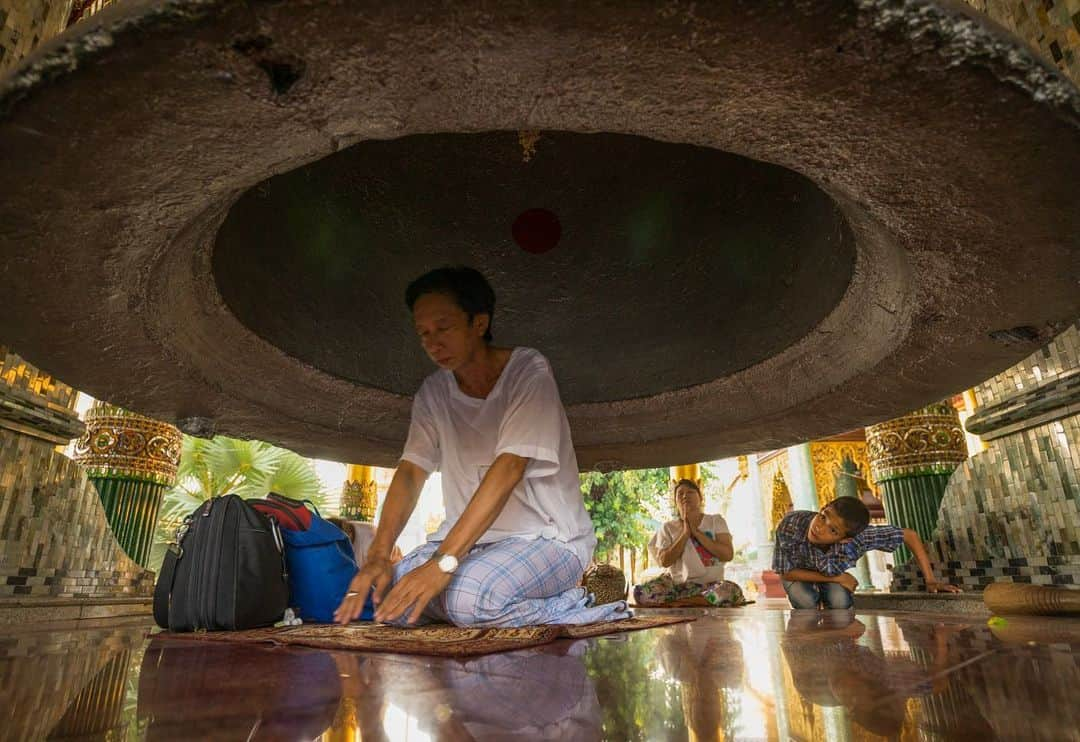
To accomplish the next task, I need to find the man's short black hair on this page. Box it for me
[828,497,870,537]
[405,266,496,342]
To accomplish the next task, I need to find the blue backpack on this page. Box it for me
[253,495,373,623]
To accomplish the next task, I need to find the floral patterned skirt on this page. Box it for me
[632,573,747,607]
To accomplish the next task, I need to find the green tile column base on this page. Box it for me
[89,477,168,568]
[879,473,953,565]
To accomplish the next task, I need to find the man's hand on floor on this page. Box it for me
[375,560,453,624]
[334,557,394,625]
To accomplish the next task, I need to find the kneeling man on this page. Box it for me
[335,266,631,627]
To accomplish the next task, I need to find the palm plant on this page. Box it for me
[148,435,332,569]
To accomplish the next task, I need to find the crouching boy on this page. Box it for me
[773,498,960,609]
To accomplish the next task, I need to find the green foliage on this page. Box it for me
[699,461,732,518]
[149,435,332,569]
[580,465,719,562]
[582,634,685,740]
[581,467,711,562]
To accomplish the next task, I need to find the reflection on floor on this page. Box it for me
[3,605,1080,740]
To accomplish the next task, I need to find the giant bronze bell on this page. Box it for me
[1,1,1077,469]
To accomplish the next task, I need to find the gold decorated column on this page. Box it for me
[866,402,966,564]
[72,402,181,567]
[341,464,378,521]
[671,463,701,487]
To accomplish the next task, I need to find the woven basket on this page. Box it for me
[582,564,628,605]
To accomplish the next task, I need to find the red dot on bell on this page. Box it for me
[512,208,561,254]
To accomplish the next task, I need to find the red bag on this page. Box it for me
[250,492,313,531]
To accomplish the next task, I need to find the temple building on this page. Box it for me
[1,0,1079,738]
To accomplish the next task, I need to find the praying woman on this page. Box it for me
[634,479,744,607]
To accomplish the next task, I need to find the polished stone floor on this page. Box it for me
[3,604,1080,741]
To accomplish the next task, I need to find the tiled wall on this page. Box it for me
[2,1,1075,83]
[0,624,145,740]
[963,11,1080,589]
[0,345,78,411]
[0,0,73,76]
[893,325,1080,591]
[935,415,1080,564]
[965,0,1080,84]
[974,322,1080,408]
[0,428,155,599]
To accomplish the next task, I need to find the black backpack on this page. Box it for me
[153,494,289,631]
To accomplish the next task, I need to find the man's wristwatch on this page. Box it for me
[432,551,459,574]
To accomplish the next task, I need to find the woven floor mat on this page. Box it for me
[159,614,695,658]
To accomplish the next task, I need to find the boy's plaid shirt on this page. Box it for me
[772,510,904,576]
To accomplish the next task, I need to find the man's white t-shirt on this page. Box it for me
[400,347,596,569]
[647,514,730,584]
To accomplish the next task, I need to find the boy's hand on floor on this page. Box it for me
[926,581,962,594]
[835,573,859,593]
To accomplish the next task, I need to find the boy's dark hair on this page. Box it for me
[405,266,496,342]
[829,497,870,537]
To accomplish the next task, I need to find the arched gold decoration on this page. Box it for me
[770,471,793,533]
[809,440,876,507]
[758,450,791,525]
[518,130,541,162]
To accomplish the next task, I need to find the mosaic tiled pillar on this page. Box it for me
[744,455,770,567]
[786,443,819,511]
[765,611,792,741]
[73,402,181,567]
[866,403,967,564]
[341,464,378,521]
[0,347,155,602]
[888,322,1080,592]
[49,649,132,739]
[0,625,146,740]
